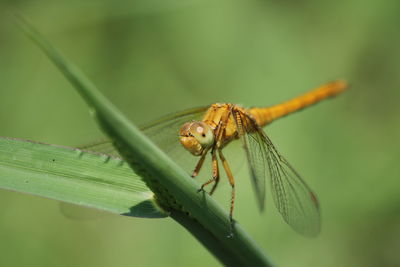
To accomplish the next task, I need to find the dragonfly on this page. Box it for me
[81,80,348,237]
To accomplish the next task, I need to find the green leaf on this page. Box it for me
[14,15,274,266]
[0,137,166,218]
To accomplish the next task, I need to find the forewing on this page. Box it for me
[234,110,320,237]
[79,139,120,157]
[233,111,266,210]
[79,107,209,174]
[260,129,321,237]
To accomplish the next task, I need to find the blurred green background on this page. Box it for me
[1,0,399,266]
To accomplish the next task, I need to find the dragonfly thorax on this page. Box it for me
[179,121,214,156]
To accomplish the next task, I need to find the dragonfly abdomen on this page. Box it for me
[249,80,348,127]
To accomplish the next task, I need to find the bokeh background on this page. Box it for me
[1,0,399,266]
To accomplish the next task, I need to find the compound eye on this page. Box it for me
[190,122,214,147]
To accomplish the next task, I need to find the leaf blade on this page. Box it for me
[0,137,166,218]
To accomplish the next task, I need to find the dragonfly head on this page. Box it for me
[179,121,214,156]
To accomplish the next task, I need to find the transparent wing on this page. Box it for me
[235,111,321,237]
[233,111,266,210]
[79,139,120,157]
[263,132,320,237]
[79,106,209,174]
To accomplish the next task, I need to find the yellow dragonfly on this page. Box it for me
[81,80,348,237]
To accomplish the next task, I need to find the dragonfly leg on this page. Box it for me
[191,150,208,178]
[218,149,236,237]
[208,148,221,195]
[209,173,220,195]
[198,150,220,192]
[207,111,231,194]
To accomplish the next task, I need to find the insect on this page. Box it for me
[82,80,348,237]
